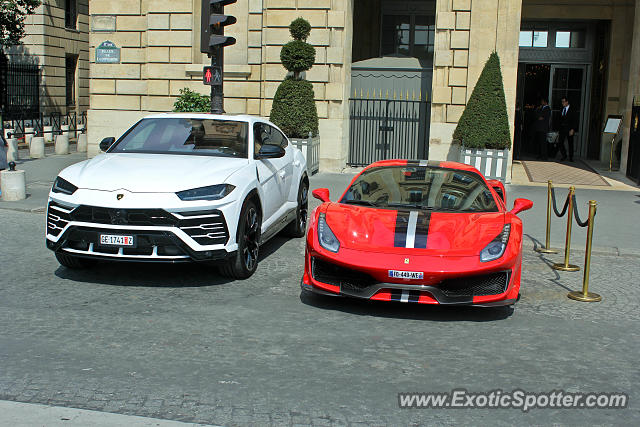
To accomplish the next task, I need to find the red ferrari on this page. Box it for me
[302,160,533,307]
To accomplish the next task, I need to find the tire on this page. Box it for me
[283,178,308,238]
[220,199,261,279]
[55,252,96,269]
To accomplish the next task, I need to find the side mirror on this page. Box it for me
[99,137,116,152]
[510,198,533,215]
[312,188,330,203]
[487,179,506,203]
[257,144,285,159]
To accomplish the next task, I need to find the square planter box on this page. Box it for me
[291,134,320,175]
[459,147,509,182]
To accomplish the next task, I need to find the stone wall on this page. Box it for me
[3,0,90,115]
[87,0,352,169]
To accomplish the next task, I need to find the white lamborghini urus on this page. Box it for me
[46,113,309,278]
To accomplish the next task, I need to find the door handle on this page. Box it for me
[278,170,286,179]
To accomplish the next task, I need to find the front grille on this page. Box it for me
[311,258,377,292]
[70,206,177,226]
[177,210,229,246]
[47,201,74,236]
[62,227,188,257]
[438,272,509,297]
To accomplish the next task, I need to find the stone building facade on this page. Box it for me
[86,0,640,182]
[2,0,90,116]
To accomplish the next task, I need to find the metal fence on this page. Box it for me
[348,98,430,166]
[3,111,87,140]
[1,62,40,120]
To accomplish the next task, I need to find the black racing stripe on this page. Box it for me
[413,211,431,249]
[394,211,410,248]
[406,160,422,165]
[408,291,420,303]
[390,289,403,302]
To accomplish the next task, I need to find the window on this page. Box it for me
[65,0,77,29]
[519,30,548,47]
[65,55,77,107]
[253,123,288,157]
[111,118,249,158]
[381,14,434,61]
[555,30,585,48]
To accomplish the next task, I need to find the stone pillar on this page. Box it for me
[6,138,19,162]
[30,137,45,159]
[0,169,27,201]
[620,0,640,174]
[24,127,35,147]
[55,134,70,155]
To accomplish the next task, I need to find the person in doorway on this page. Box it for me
[557,96,578,162]
[534,97,551,160]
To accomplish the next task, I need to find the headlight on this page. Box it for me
[176,184,235,201]
[480,224,511,262]
[52,177,78,195]
[317,213,340,253]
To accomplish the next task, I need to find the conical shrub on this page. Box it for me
[453,52,511,149]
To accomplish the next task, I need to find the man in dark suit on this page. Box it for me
[534,97,551,160]
[558,97,579,161]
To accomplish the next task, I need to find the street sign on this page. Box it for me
[203,66,222,86]
[95,41,121,64]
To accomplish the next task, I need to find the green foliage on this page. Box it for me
[270,77,318,139]
[453,52,511,150]
[280,40,316,74]
[289,17,311,41]
[173,88,210,112]
[0,0,41,47]
[270,18,318,139]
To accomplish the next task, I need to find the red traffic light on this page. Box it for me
[203,66,222,86]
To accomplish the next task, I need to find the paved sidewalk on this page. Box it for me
[0,400,212,427]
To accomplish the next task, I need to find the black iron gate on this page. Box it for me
[348,97,429,166]
[0,60,41,120]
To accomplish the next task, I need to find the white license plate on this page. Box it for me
[100,234,135,247]
[388,270,424,280]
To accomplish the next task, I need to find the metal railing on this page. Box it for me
[537,180,601,302]
[3,111,87,140]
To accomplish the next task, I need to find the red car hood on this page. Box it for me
[324,203,505,256]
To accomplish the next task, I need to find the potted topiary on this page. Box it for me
[270,18,319,174]
[453,52,511,182]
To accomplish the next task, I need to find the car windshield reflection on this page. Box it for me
[340,166,498,212]
[109,118,249,158]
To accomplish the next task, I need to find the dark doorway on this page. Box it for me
[515,63,550,159]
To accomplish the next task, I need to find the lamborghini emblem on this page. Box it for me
[117,194,124,200]
[404,258,410,264]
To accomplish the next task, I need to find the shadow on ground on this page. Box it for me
[54,235,292,288]
[299,290,514,322]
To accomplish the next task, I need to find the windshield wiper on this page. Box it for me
[386,202,429,210]
[341,200,379,207]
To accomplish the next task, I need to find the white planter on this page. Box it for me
[291,134,320,175]
[459,147,509,182]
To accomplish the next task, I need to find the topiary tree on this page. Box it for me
[453,52,511,150]
[270,18,318,138]
[173,88,210,112]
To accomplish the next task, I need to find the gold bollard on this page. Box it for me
[552,186,580,272]
[536,180,559,254]
[568,201,602,302]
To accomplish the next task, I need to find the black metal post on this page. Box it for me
[210,47,224,114]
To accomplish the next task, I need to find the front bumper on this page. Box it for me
[302,252,520,307]
[45,200,236,263]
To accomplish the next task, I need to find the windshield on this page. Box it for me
[109,118,249,158]
[340,166,498,212]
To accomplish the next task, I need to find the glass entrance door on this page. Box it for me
[549,65,589,158]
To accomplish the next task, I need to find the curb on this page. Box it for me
[522,238,640,258]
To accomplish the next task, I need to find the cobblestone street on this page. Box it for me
[0,173,638,426]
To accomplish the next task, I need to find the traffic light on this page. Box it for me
[201,0,237,54]
[201,0,236,113]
